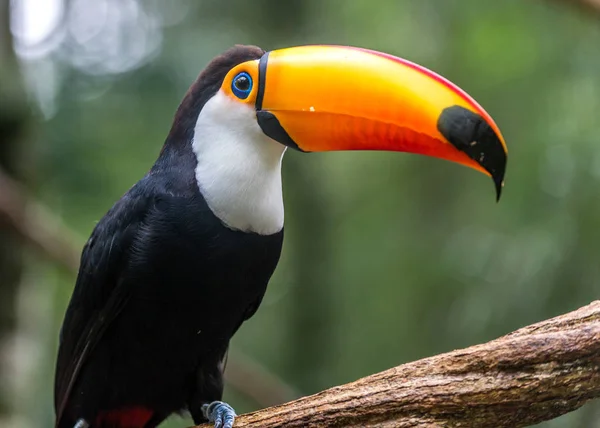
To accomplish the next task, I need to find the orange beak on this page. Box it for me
[253,45,508,199]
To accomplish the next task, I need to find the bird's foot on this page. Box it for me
[74,419,89,428]
[201,401,236,428]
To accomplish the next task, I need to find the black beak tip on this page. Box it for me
[437,105,507,202]
[487,154,506,202]
[494,175,504,202]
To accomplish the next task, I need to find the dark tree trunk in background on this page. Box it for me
[282,157,335,392]
[0,0,32,418]
[252,0,336,393]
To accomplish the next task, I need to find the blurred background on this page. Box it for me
[1,0,600,427]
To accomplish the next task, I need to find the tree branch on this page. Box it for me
[197,301,600,427]
[225,350,299,407]
[570,0,600,12]
[0,165,81,272]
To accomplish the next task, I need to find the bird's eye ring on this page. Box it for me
[231,72,252,99]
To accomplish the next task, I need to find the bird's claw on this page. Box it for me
[202,401,236,428]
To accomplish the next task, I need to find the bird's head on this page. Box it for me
[166,44,508,234]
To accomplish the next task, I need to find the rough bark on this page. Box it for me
[197,301,600,427]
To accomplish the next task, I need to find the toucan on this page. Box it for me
[54,44,507,428]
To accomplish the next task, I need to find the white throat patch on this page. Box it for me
[192,91,286,235]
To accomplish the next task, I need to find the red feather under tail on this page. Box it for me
[95,406,154,428]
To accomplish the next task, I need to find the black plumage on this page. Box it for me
[54,45,282,428]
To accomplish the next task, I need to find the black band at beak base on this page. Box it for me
[255,51,304,151]
[255,52,269,111]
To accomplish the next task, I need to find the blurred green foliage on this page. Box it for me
[5,0,600,426]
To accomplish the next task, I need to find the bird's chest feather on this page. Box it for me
[127,196,283,330]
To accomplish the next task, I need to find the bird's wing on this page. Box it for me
[54,188,151,427]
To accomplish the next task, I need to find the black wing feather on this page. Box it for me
[54,187,152,426]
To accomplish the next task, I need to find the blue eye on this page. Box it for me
[231,72,252,99]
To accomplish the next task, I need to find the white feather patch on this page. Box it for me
[192,91,286,235]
